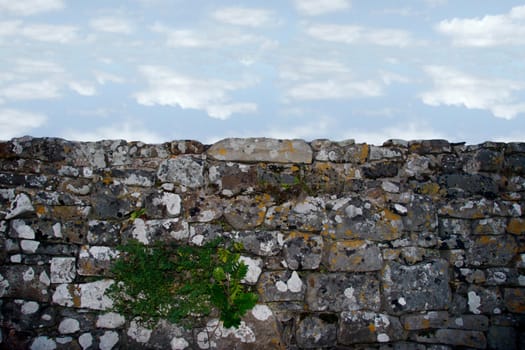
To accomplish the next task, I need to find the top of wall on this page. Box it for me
[1,136,524,168]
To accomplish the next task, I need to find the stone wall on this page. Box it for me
[1,136,524,350]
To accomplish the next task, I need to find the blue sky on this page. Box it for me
[1,0,524,145]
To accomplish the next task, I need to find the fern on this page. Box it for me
[108,238,258,329]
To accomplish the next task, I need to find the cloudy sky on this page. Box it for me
[1,0,525,145]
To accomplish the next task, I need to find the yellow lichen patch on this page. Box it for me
[291,165,300,172]
[280,140,296,155]
[478,235,495,245]
[339,240,367,250]
[218,148,228,156]
[419,183,441,195]
[315,162,332,172]
[421,318,431,329]
[359,144,369,163]
[507,218,525,235]
[368,323,376,333]
[35,205,47,216]
[102,176,113,185]
[68,284,82,308]
[382,209,401,222]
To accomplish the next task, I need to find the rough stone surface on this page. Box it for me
[1,137,524,349]
[208,138,313,163]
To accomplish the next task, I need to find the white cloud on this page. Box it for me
[66,121,164,143]
[280,57,384,101]
[94,71,125,85]
[89,16,133,34]
[437,5,525,46]
[0,109,47,140]
[14,59,64,74]
[266,117,332,140]
[151,22,276,49]
[294,0,351,16]
[425,0,447,7]
[344,123,447,145]
[0,0,64,16]
[68,81,97,96]
[287,80,382,100]
[0,21,77,43]
[306,24,417,47]
[379,71,411,85]
[134,65,257,119]
[0,81,60,100]
[421,65,525,120]
[212,7,275,27]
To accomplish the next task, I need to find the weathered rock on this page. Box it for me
[488,326,518,350]
[123,218,189,244]
[306,273,381,312]
[296,315,337,348]
[338,311,405,344]
[504,288,525,313]
[439,174,498,198]
[412,329,486,349]
[288,197,326,232]
[5,193,35,219]
[362,161,399,179]
[77,246,118,276]
[87,220,121,245]
[409,140,451,154]
[183,193,223,223]
[311,140,368,164]
[323,240,383,272]
[472,218,507,235]
[0,265,50,302]
[224,195,272,230]
[467,235,517,267]
[50,257,76,283]
[234,231,284,257]
[382,260,451,314]
[467,286,503,314]
[401,311,449,330]
[209,162,257,196]
[157,156,204,188]
[144,190,182,218]
[257,271,305,302]
[52,280,113,310]
[447,315,489,331]
[208,138,313,163]
[283,232,323,270]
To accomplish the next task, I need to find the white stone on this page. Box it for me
[468,291,481,314]
[171,337,190,350]
[10,254,22,263]
[52,223,63,238]
[217,320,256,343]
[157,192,181,216]
[519,275,525,286]
[394,204,408,215]
[56,337,72,344]
[23,267,35,281]
[131,219,149,244]
[50,257,76,283]
[31,336,57,350]
[455,317,464,326]
[21,301,39,314]
[197,330,212,349]
[275,281,287,292]
[11,219,35,239]
[6,193,34,219]
[287,271,303,293]
[191,234,204,246]
[377,333,390,342]
[80,280,114,310]
[239,256,262,285]
[58,318,80,334]
[345,205,363,218]
[381,181,399,193]
[40,271,51,286]
[21,239,40,253]
[251,304,273,321]
[127,319,152,343]
[52,284,74,307]
[100,331,119,350]
[79,333,93,349]
[42,314,52,321]
[96,312,126,329]
[397,297,407,306]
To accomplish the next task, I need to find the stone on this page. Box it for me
[208,138,313,163]
[125,218,189,245]
[58,317,80,334]
[288,196,326,232]
[382,260,451,314]
[168,140,205,155]
[87,220,121,245]
[401,311,449,330]
[409,140,451,154]
[50,257,76,283]
[31,336,57,350]
[78,333,93,350]
[403,195,438,232]
[257,271,305,302]
[208,162,257,197]
[488,326,518,350]
[467,286,503,314]
[413,329,486,349]
[323,240,382,272]
[224,195,272,230]
[283,232,323,270]
[127,319,152,344]
[306,273,381,312]
[239,256,263,285]
[6,193,35,219]
[338,311,405,345]
[183,193,223,223]
[439,174,498,198]
[100,331,119,350]
[467,235,517,266]
[295,315,337,348]
[157,156,204,188]
[9,219,35,239]
[145,191,182,218]
[52,280,113,310]
[507,217,525,235]
[0,265,49,302]
[369,146,403,161]
[504,288,525,313]
[362,161,399,179]
[78,246,118,276]
[472,218,507,235]
[233,231,284,257]
[447,315,489,331]
[96,312,126,329]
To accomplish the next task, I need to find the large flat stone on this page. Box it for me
[306,273,380,312]
[207,138,313,164]
[382,260,451,314]
[338,311,404,345]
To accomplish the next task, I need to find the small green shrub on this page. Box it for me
[107,238,258,329]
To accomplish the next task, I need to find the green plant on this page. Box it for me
[107,238,258,329]
[129,208,146,221]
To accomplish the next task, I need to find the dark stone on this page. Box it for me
[295,315,337,348]
[362,161,399,179]
[439,174,498,198]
